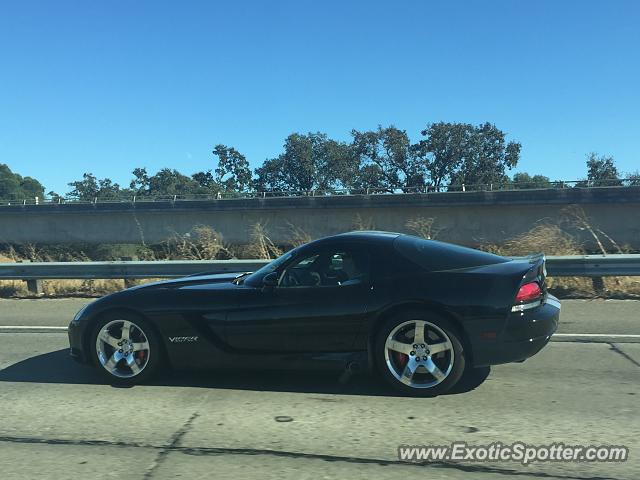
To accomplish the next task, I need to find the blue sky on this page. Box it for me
[0,0,638,194]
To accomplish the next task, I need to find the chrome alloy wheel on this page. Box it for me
[384,320,454,388]
[95,320,150,378]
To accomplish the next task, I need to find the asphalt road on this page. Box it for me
[0,299,638,479]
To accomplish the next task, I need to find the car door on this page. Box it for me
[225,245,372,353]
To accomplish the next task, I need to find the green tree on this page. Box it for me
[627,171,640,186]
[128,168,209,197]
[448,122,520,189]
[191,170,218,191]
[413,122,471,191]
[586,153,621,186]
[212,145,253,192]
[146,168,206,196]
[129,167,150,195]
[0,164,45,200]
[47,191,64,202]
[19,176,46,198]
[255,132,352,192]
[67,173,125,201]
[254,156,287,191]
[512,172,552,189]
[0,164,21,199]
[322,139,357,191]
[350,126,424,193]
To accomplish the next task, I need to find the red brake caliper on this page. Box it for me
[392,350,408,369]
[135,335,147,364]
[136,351,146,364]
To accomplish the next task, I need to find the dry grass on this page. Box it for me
[405,216,441,240]
[481,224,583,257]
[351,213,376,231]
[162,225,233,260]
[287,222,313,247]
[0,255,27,296]
[549,276,640,299]
[0,278,170,298]
[0,279,122,297]
[239,222,283,260]
[560,205,626,254]
[1,243,92,262]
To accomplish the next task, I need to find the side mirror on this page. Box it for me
[262,272,279,287]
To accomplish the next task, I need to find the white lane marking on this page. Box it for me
[0,326,68,332]
[553,333,640,339]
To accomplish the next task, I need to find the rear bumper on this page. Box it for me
[472,295,560,367]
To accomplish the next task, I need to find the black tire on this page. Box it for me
[89,311,163,386]
[374,310,466,397]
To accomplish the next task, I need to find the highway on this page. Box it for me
[0,299,638,479]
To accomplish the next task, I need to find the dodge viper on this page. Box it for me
[68,231,560,396]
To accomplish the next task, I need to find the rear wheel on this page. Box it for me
[375,311,465,396]
[89,313,161,386]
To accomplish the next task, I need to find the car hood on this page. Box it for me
[125,272,247,291]
[74,272,249,322]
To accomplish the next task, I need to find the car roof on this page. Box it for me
[306,230,401,249]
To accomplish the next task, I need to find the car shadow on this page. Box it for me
[0,349,491,397]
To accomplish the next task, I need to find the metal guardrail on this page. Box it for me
[0,260,268,280]
[0,255,639,284]
[544,255,640,277]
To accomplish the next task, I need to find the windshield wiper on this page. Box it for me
[231,272,253,285]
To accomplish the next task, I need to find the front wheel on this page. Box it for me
[89,313,162,386]
[375,312,465,396]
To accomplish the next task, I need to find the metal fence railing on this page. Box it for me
[0,260,268,281]
[543,255,640,277]
[1,179,638,207]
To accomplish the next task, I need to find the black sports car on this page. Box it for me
[68,231,560,396]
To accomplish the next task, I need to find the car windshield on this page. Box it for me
[243,248,297,286]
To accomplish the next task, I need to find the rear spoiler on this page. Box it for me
[507,253,545,263]
[439,253,545,278]
[507,253,547,280]
[505,254,548,305]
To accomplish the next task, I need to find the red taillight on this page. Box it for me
[515,282,542,303]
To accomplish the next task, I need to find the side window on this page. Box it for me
[280,254,322,287]
[325,251,369,286]
[279,248,369,288]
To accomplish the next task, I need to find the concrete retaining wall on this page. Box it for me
[1,187,638,248]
